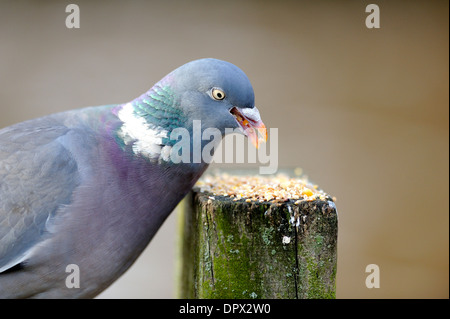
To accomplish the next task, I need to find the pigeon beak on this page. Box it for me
[230,106,268,148]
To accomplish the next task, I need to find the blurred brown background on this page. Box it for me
[0,0,448,298]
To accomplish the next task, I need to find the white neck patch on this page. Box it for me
[117,103,172,162]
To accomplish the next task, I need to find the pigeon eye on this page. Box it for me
[211,88,226,100]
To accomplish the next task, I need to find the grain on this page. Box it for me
[195,173,334,204]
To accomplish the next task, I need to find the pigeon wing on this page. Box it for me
[0,116,81,272]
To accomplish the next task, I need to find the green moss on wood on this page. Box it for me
[178,191,338,299]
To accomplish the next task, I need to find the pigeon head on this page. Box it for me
[117,58,267,164]
[169,58,267,146]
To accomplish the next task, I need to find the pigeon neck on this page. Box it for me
[114,78,223,167]
[114,77,184,163]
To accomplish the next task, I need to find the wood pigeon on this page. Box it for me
[0,58,267,298]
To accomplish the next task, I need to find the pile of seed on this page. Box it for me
[195,173,335,204]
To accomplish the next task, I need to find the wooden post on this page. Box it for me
[177,172,338,299]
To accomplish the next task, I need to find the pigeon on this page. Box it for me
[0,58,267,298]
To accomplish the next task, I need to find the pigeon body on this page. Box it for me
[0,59,266,298]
